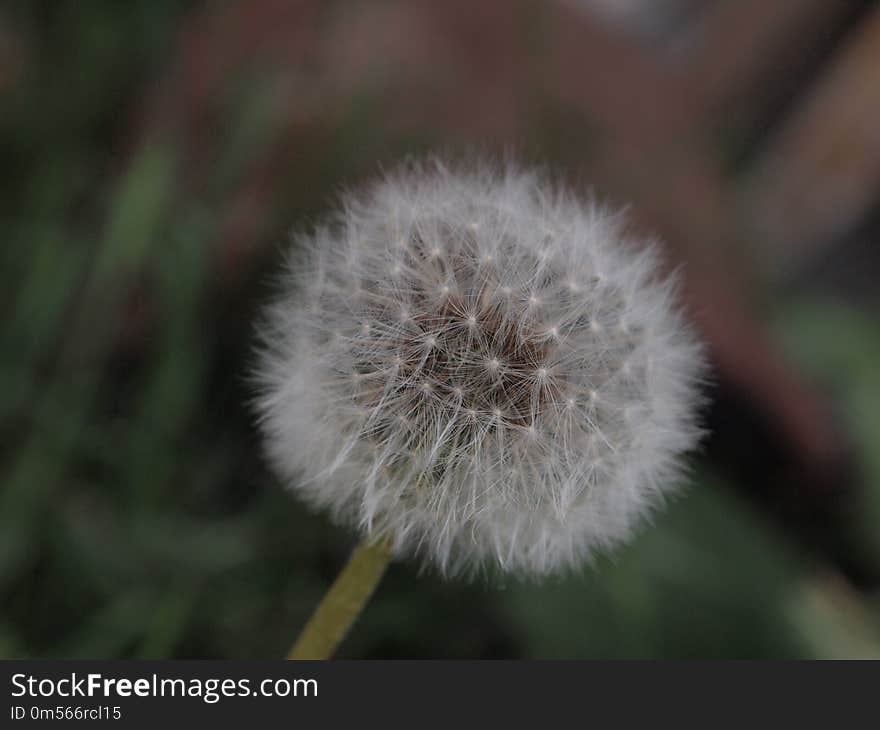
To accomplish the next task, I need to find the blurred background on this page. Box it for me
[2,0,880,659]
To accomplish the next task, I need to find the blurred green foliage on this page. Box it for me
[1,0,879,659]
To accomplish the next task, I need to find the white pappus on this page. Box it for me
[255,159,707,577]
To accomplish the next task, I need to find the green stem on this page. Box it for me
[287,537,393,660]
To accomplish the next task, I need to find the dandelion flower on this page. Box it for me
[256,159,706,578]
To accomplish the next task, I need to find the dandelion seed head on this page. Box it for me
[255,159,706,576]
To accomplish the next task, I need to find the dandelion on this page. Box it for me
[254,159,706,658]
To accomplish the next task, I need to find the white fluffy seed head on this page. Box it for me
[255,159,707,577]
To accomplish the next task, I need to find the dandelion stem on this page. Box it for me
[287,536,393,659]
